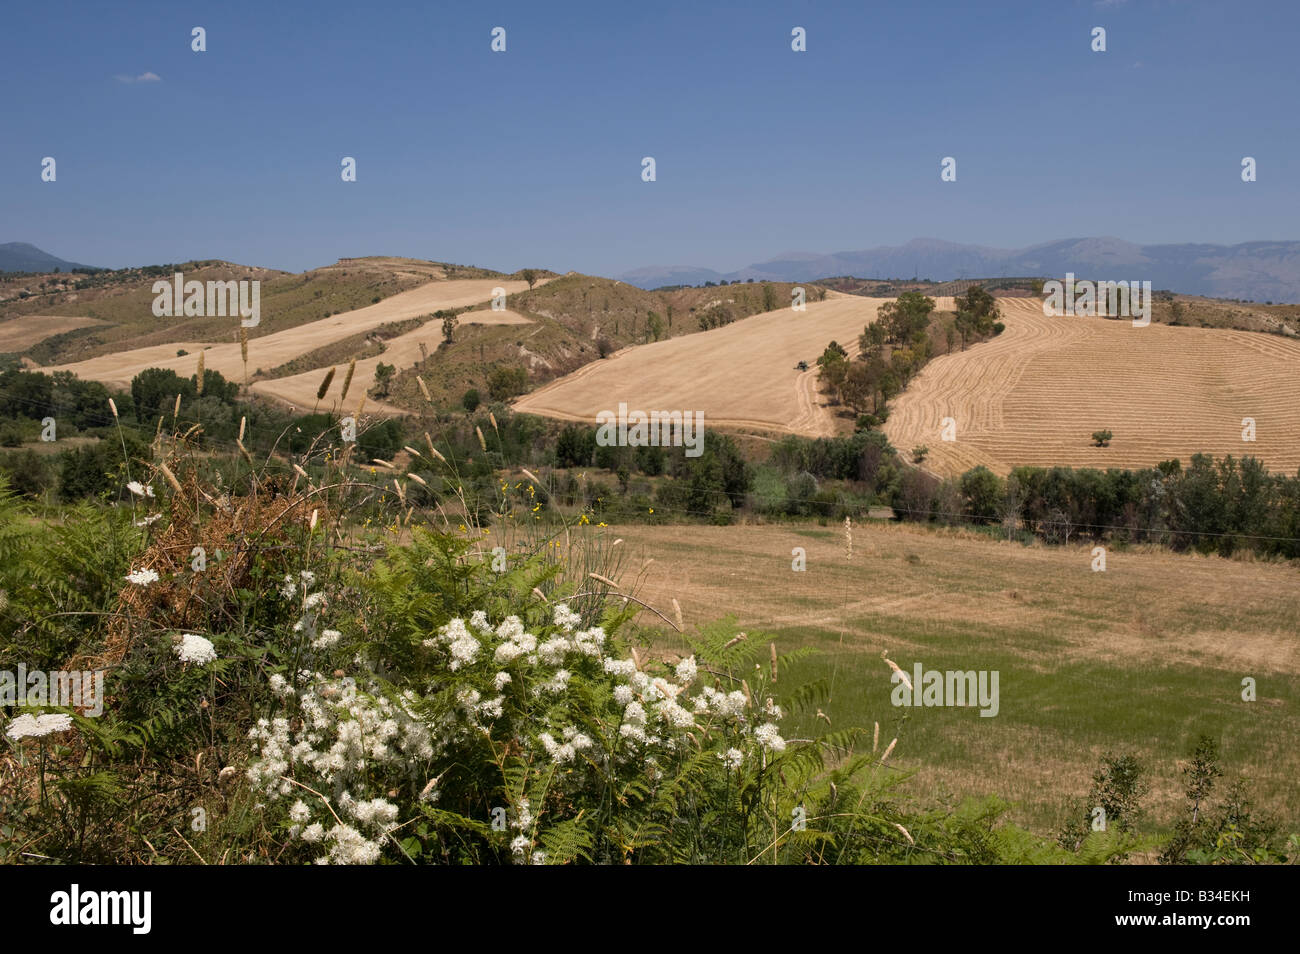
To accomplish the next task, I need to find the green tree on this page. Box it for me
[372,362,396,398]
[487,365,528,401]
[960,465,1003,523]
[878,292,935,344]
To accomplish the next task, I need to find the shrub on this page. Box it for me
[1092,429,1113,447]
[487,365,528,401]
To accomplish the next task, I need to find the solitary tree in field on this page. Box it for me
[373,362,395,398]
[521,269,538,290]
[442,312,458,344]
[1092,429,1113,447]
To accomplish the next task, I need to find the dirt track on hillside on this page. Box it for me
[50,278,534,394]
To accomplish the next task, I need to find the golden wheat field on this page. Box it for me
[513,291,905,435]
[885,298,1300,476]
[250,309,535,411]
[0,314,106,351]
[48,278,536,398]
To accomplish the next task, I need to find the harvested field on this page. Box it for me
[0,315,105,351]
[885,298,1300,476]
[253,309,534,411]
[513,291,902,436]
[48,278,536,396]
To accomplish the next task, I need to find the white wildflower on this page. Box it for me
[289,800,311,824]
[718,747,744,770]
[312,629,342,649]
[604,657,636,678]
[544,669,571,693]
[493,671,512,691]
[126,481,155,498]
[175,633,217,666]
[552,603,581,631]
[754,722,786,753]
[5,713,75,740]
[538,636,571,665]
[125,568,159,586]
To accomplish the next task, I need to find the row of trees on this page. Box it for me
[900,455,1300,558]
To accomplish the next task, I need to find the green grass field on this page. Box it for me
[609,521,1299,839]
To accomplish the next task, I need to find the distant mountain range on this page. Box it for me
[0,243,97,273]
[619,238,1300,302]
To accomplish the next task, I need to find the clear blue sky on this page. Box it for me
[2,0,1297,275]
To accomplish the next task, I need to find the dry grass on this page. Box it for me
[255,309,534,412]
[885,297,1300,476]
[0,315,106,351]
[513,292,894,436]
[48,278,540,401]
[588,520,1300,831]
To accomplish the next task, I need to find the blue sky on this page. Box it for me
[2,0,1297,275]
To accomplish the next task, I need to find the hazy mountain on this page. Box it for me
[621,238,1300,301]
[0,242,97,273]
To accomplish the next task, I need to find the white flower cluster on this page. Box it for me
[245,589,790,865]
[246,667,432,865]
[175,633,217,666]
[125,567,159,587]
[279,570,316,600]
[5,712,74,740]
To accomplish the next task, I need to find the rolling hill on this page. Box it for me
[0,242,97,273]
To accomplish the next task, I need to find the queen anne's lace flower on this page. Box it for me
[5,713,74,740]
[125,568,159,586]
[175,633,217,666]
